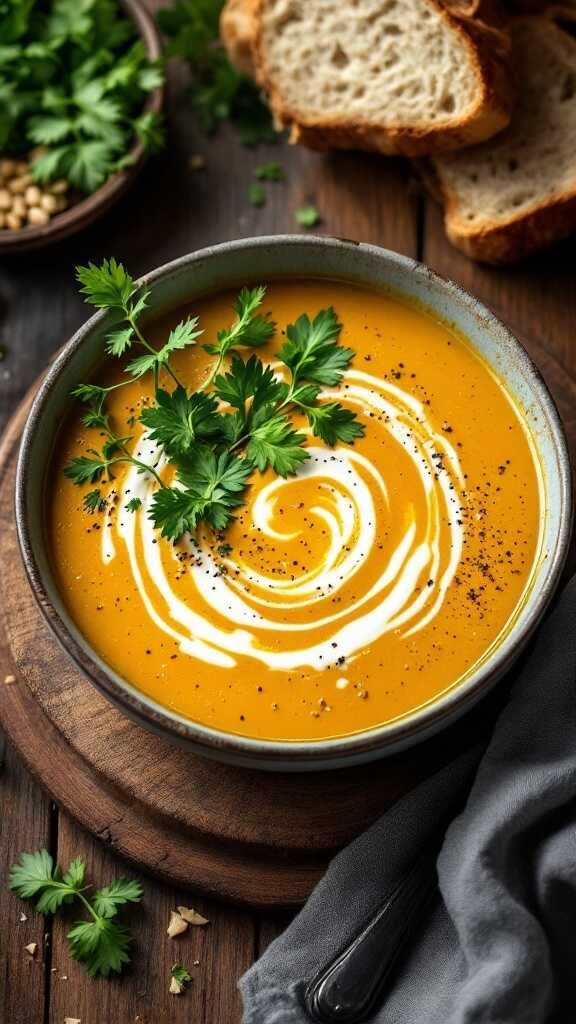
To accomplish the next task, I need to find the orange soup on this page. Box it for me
[49,280,542,741]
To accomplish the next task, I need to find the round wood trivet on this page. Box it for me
[1,327,574,907]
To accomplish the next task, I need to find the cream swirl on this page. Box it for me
[103,369,465,671]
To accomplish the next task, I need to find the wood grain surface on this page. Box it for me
[2,3,576,1019]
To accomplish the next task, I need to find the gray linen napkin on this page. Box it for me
[240,577,576,1023]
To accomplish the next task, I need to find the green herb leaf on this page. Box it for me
[254,161,284,181]
[171,963,192,985]
[204,287,275,358]
[84,489,103,512]
[295,205,321,229]
[140,386,222,455]
[213,354,283,414]
[68,917,133,978]
[302,402,365,445]
[125,497,142,513]
[64,455,109,485]
[149,449,252,539]
[76,259,137,312]
[278,308,354,386]
[248,182,266,208]
[92,878,143,919]
[9,850,79,914]
[246,413,309,477]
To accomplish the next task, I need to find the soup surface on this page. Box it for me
[49,280,542,741]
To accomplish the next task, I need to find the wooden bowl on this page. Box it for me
[0,0,164,254]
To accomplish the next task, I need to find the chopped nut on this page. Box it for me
[49,178,69,195]
[4,674,16,684]
[0,189,11,211]
[24,185,42,206]
[40,192,58,214]
[24,942,37,956]
[169,976,184,995]
[177,906,209,926]
[12,196,27,218]
[9,175,31,194]
[64,1018,81,1024]
[19,912,27,922]
[0,159,17,177]
[28,207,49,227]
[167,910,188,938]
[5,213,22,230]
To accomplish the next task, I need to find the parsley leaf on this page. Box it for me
[302,402,365,445]
[158,0,275,145]
[204,287,275,358]
[76,258,138,312]
[1,1,165,194]
[84,488,104,512]
[248,182,266,208]
[92,878,143,919]
[68,918,133,978]
[64,455,110,484]
[125,497,142,512]
[9,848,143,979]
[255,161,285,182]
[278,308,354,386]
[140,386,222,455]
[213,354,283,414]
[149,450,252,539]
[295,205,321,229]
[246,413,309,477]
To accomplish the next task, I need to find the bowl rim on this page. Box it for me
[15,235,574,766]
[0,0,164,254]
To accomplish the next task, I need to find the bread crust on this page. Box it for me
[220,0,259,77]
[422,157,576,264]
[249,0,514,156]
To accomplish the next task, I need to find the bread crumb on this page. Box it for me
[177,906,209,926]
[19,912,27,922]
[4,674,16,684]
[167,911,188,938]
[169,976,184,995]
[24,942,37,957]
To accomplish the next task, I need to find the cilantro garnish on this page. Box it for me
[65,260,365,541]
[0,0,165,193]
[9,850,142,978]
[157,0,275,144]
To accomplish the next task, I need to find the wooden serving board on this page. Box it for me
[1,327,575,908]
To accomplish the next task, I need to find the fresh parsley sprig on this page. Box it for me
[0,1,165,193]
[65,260,365,541]
[157,0,275,145]
[9,850,142,978]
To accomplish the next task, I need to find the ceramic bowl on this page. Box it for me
[15,236,573,770]
[0,0,163,254]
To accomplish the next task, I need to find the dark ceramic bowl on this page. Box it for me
[15,237,573,770]
[0,0,163,254]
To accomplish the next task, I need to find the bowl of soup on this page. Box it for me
[16,237,572,770]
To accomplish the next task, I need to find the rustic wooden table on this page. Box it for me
[2,12,576,1021]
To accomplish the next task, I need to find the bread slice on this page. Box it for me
[245,0,513,157]
[424,17,576,263]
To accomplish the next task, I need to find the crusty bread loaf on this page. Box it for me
[424,17,576,263]
[220,0,259,76]
[224,0,514,157]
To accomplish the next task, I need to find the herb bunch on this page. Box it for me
[0,0,164,193]
[9,849,142,977]
[65,258,364,541]
[157,0,275,144]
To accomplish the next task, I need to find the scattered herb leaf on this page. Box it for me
[254,161,285,182]
[295,205,321,229]
[248,182,266,208]
[9,849,142,978]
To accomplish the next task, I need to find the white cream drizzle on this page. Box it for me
[103,369,465,672]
